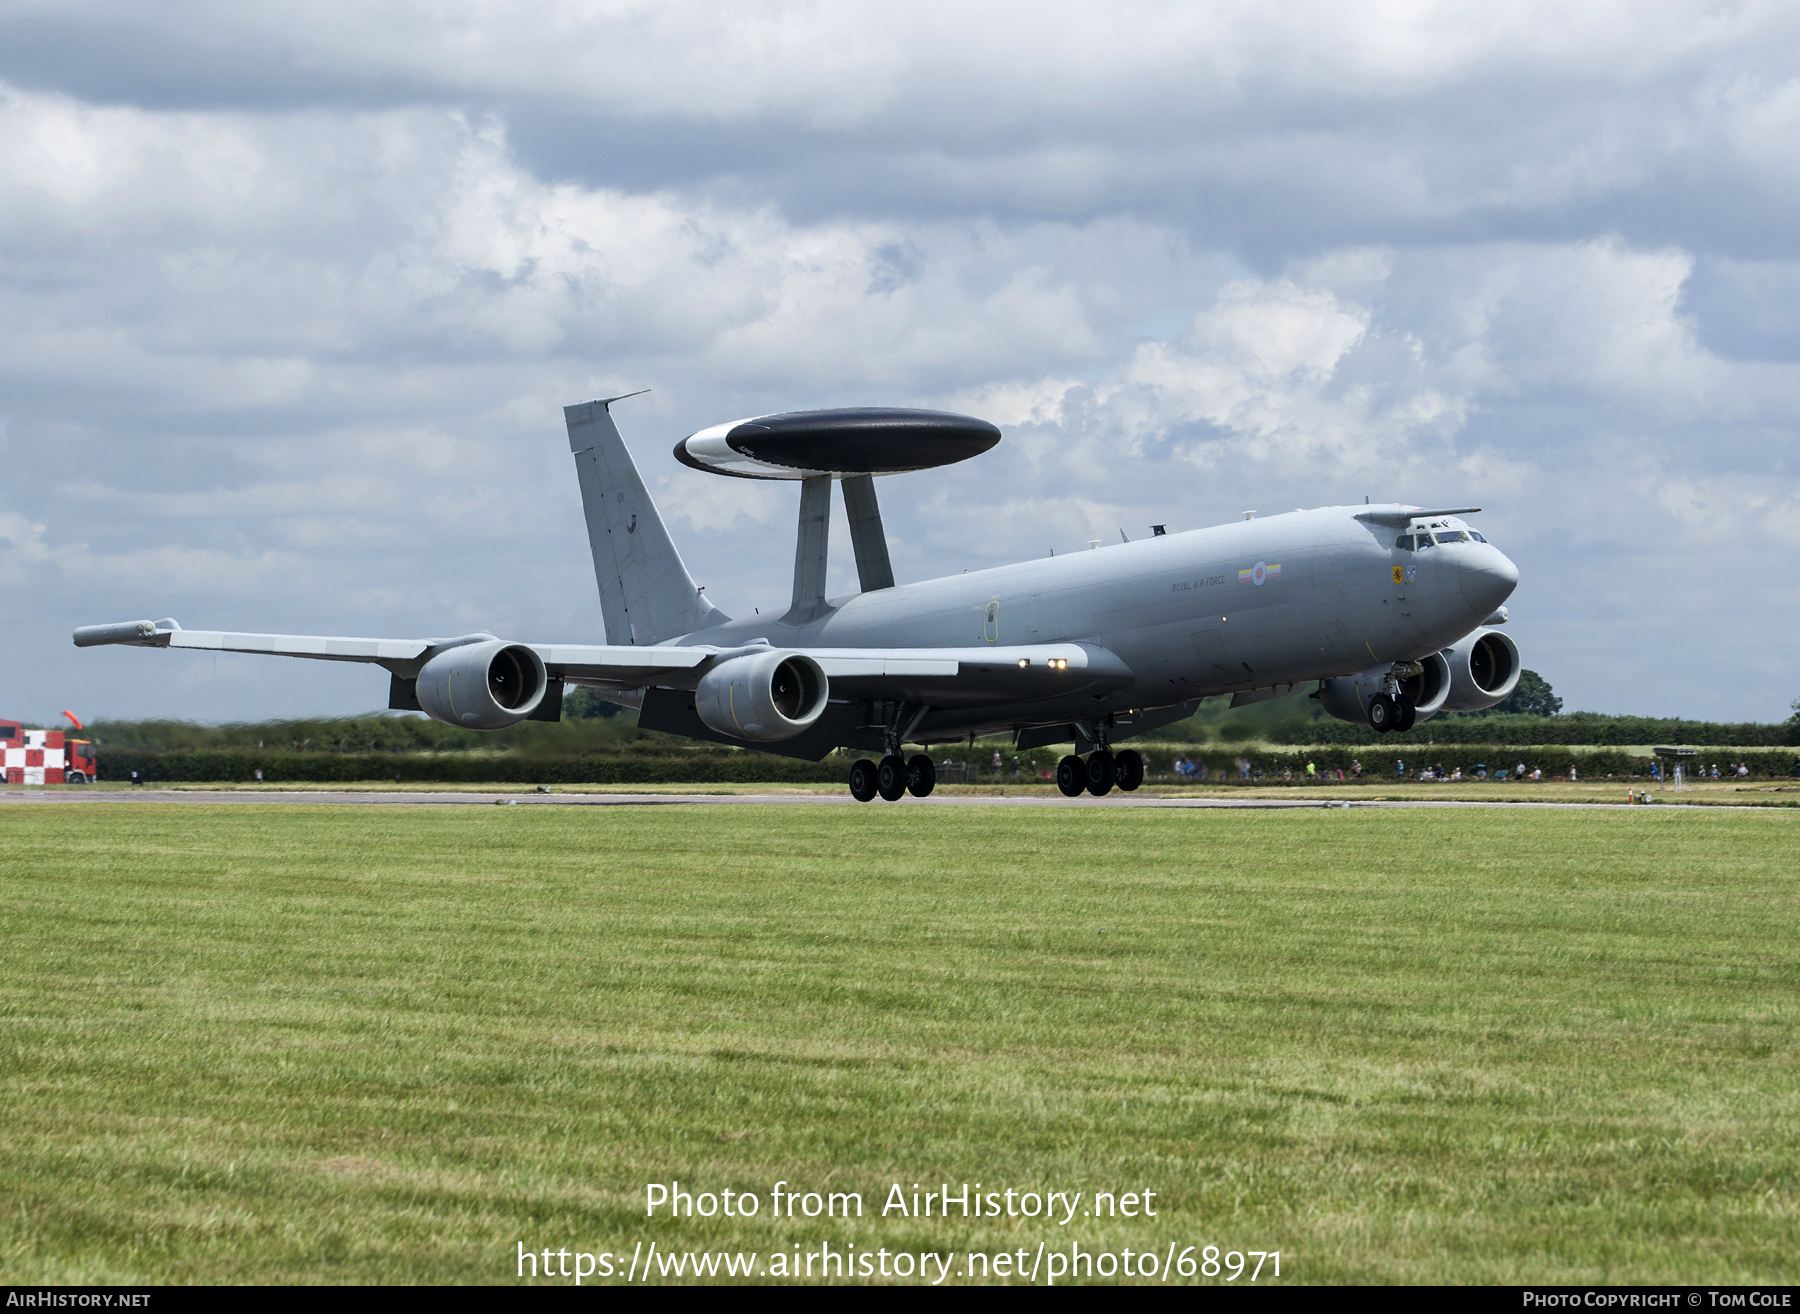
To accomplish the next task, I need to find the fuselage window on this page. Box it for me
[1395,535,1414,551]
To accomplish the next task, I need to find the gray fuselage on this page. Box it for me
[676,506,1518,738]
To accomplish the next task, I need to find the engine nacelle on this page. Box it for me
[416,639,548,729]
[1318,652,1452,728]
[695,651,829,741]
[1442,626,1521,712]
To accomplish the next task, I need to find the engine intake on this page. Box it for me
[695,651,829,741]
[1442,627,1521,712]
[416,639,548,730]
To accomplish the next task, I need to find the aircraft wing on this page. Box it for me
[75,621,434,663]
[73,620,1130,705]
[71,620,709,683]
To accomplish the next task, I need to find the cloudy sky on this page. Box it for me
[3,1,1797,724]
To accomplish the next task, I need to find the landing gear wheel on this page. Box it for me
[876,754,908,801]
[1114,749,1144,792]
[1055,755,1087,797]
[906,754,936,798]
[1368,694,1397,734]
[1393,694,1417,733]
[848,758,878,802]
[1086,750,1116,796]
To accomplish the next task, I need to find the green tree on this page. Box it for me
[562,687,625,720]
[1485,669,1562,717]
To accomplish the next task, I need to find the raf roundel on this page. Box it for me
[674,407,1001,481]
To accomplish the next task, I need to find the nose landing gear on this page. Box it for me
[1368,692,1418,734]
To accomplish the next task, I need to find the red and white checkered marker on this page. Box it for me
[4,729,70,784]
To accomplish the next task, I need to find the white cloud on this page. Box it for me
[659,472,788,533]
[0,511,51,583]
[1645,469,1800,548]
[2,7,1799,722]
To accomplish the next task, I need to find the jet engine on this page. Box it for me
[695,650,829,741]
[1318,652,1452,729]
[416,639,548,729]
[1441,626,1521,712]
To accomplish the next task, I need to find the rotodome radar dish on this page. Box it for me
[674,407,1001,480]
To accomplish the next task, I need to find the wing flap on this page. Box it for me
[805,642,1133,708]
[533,644,710,684]
[808,643,1093,672]
[814,656,959,677]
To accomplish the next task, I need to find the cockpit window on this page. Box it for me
[1414,533,1433,548]
[1395,535,1414,550]
[1435,531,1468,544]
[1468,530,1488,543]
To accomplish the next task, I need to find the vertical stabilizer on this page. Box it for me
[566,399,728,645]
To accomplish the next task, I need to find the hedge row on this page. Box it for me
[96,750,844,785]
[1133,745,1800,781]
[91,745,1800,785]
[1280,713,1800,748]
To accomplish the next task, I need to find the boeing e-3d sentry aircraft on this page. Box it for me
[75,399,1522,800]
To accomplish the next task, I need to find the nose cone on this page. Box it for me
[1459,545,1519,616]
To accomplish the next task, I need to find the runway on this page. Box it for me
[0,788,1751,811]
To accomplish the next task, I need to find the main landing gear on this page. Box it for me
[1367,693,1417,734]
[849,753,936,802]
[1055,748,1144,797]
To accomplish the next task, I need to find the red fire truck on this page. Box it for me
[1,720,98,784]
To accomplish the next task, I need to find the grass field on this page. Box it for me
[3,803,1798,1285]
